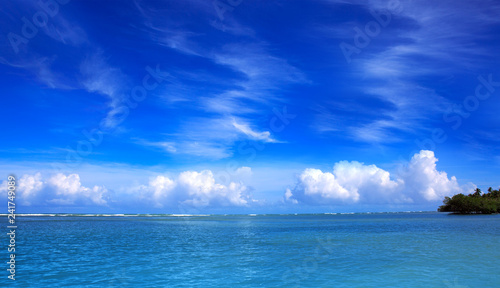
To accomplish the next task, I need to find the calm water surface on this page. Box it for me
[1,212,499,287]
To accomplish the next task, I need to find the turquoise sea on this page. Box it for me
[2,212,499,287]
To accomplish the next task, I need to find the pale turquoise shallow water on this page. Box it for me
[1,212,499,287]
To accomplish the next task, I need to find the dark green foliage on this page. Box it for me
[438,188,500,214]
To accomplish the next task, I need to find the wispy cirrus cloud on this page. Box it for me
[0,8,133,131]
[131,2,307,157]
[0,55,77,90]
[232,118,281,143]
[136,116,281,159]
[315,0,500,143]
[79,52,131,128]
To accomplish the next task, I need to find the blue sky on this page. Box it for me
[1,0,500,213]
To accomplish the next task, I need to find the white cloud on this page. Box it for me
[1,173,108,206]
[18,173,44,205]
[0,56,76,90]
[140,116,281,159]
[235,166,252,180]
[298,168,356,202]
[135,9,307,158]
[232,119,279,143]
[318,0,500,143]
[45,184,107,206]
[1,152,472,210]
[178,170,248,207]
[149,175,176,205]
[285,150,473,205]
[127,169,252,208]
[284,188,298,204]
[154,142,177,153]
[333,160,403,202]
[89,166,254,209]
[137,138,231,160]
[42,16,87,46]
[79,52,130,129]
[47,174,108,206]
[402,150,474,201]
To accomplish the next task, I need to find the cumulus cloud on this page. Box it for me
[284,188,297,204]
[234,166,253,183]
[47,174,107,206]
[0,173,108,206]
[285,150,473,205]
[298,168,356,203]
[149,175,176,203]
[1,153,471,210]
[144,169,251,208]
[18,173,44,205]
[402,150,474,201]
[0,168,254,210]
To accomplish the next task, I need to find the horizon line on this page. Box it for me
[0,211,438,217]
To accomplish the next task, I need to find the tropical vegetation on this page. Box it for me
[438,187,500,214]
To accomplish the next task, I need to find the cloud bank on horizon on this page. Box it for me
[1,151,476,212]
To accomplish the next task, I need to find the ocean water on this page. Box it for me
[2,212,499,287]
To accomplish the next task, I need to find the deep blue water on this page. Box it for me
[1,212,499,287]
